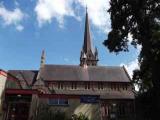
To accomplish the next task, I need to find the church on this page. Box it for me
[0,11,135,120]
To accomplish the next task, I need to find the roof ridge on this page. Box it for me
[8,70,38,71]
[44,64,82,68]
[45,64,122,67]
[122,66,132,81]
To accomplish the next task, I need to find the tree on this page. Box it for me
[33,103,89,120]
[103,0,160,119]
[34,103,70,120]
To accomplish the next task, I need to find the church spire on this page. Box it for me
[80,9,98,66]
[83,8,93,54]
[36,49,46,81]
[36,49,45,81]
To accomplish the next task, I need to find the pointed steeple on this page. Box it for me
[83,8,93,54]
[34,50,47,92]
[40,49,45,67]
[36,49,45,81]
[80,9,99,66]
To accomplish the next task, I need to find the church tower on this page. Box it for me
[80,9,98,66]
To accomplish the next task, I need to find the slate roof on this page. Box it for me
[8,70,38,86]
[7,64,131,86]
[40,64,131,82]
[7,65,133,99]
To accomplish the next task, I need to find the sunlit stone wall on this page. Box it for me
[38,98,101,120]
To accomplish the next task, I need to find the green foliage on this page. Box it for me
[135,87,160,120]
[72,113,89,120]
[103,0,160,92]
[6,80,20,89]
[34,103,70,120]
[103,0,160,119]
[34,103,89,120]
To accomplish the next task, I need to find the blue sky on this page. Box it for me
[0,0,139,77]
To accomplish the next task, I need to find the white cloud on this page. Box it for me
[35,0,76,27]
[0,4,25,31]
[137,44,142,52]
[120,34,141,79]
[16,24,24,31]
[128,33,133,43]
[34,0,111,32]
[128,33,142,52]
[120,59,139,78]
[77,0,110,33]
[0,5,24,25]
[121,59,140,91]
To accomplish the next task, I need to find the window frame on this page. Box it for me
[48,98,69,106]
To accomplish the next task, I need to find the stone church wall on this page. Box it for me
[37,97,101,120]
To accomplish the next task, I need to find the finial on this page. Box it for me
[86,5,88,12]
[42,49,45,57]
[82,52,87,59]
[95,47,98,60]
